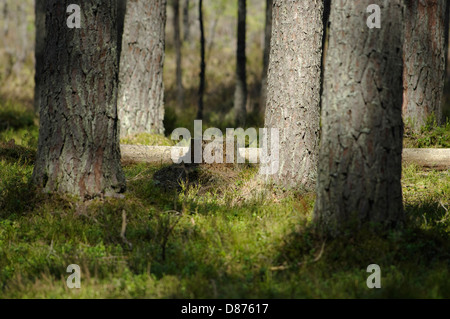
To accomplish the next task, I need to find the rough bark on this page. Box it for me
[260,0,273,114]
[197,0,205,120]
[233,0,247,126]
[263,0,323,190]
[33,0,126,198]
[314,0,404,237]
[118,0,167,137]
[34,0,46,113]
[173,0,184,109]
[403,0,448,130]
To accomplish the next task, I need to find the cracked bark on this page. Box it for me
[263,0,323,190]
[33,0,126,199]
[314,0,404,237]
[118,0,167,137]
[403,0,449,129]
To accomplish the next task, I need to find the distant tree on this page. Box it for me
[172,0,184,109]
[33,0,126,198]
[260,0,273,114]
[0,1,35,101]
[263,0,323,190]
[314,0,404,237]
[233,0,247,126]
[117,0,127,62]
[118,0,167,137]
[183,0,190,42]
[403,0,450,130]
[197,0,205,119]
[34,0,46,113]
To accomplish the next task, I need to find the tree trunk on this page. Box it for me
[260,0,273,114]
[117,0,127,64]
[33,0,126,199]
[262,0,323,190]
[34,0,46,113]
[0,0,34,101]
[314,0,404,237]
[118,0,167,137]
[233,0,247,126]
[197,0,205,120]
[173,0,184,109]
[403,0,449,130]
[183,0,190,42]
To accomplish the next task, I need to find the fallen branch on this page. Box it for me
[402,148,450,170]
[120,145,450,170]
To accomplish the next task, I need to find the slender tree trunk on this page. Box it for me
[0,1,34,101]
[118,0,167,137]
[197,0,205,120]
[183,0,190,42]
[233,0,247,126]
[260,0,272,114]
[403,0,448,130]
[320,0,332,115]
[444,3,450,121]
[314,0,404,237]
[117,0,127,64]
[173,0,184,109]
[263,0,323,190]
[33,0,126,198]
[34,0,46,114]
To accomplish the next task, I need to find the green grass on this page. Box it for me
[404,117,450,148]
[1,102,449,298]
[0,147,449,298]
[121,133,174,147]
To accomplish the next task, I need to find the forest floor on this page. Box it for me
[0,100,449,298]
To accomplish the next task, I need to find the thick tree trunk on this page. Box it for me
[33,0,126,198]
[34,0,46,113]
[314,0,404,237]
[233,0,247,126]
[173,0,184,109]
[403,0,448,130]
[260,0,273,114]
[183,0,190,42]
[118,0,167,137]
[197,0,205,120]
[262,0,323,190]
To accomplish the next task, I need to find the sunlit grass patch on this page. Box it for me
[121,133,174,147]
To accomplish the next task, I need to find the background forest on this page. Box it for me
[0,0,450,299]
